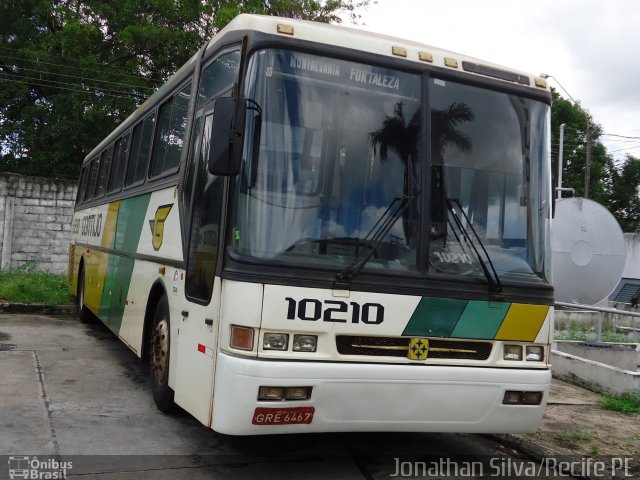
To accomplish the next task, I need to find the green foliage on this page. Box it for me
[0,261,72,305]
[599,392,640,414]
[0,0,368,179]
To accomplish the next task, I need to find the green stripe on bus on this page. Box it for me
[450,301,510,339]
[113,194,151,252]
[99,194,151,333]
[402,297,467,337]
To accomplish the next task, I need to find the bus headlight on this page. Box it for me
[503,345,522,361]
[263,332,289,351]
[526,346,544,362]
[293,334,317,352]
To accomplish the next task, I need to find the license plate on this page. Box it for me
[252,407,315,425]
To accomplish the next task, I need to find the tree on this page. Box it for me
[551,90,640,231]
[608,154,640,232]
[0,0,368,179]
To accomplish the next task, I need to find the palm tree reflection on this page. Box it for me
[431,102,474,239]
[369,100,475,244]
[369,101,420,245]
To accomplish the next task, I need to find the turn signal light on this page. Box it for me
[230,325,254,351]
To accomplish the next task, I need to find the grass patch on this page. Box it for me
[554,429,598,445]
[0,262,72,305]
[599,392,640,414]
[554,320,633,343]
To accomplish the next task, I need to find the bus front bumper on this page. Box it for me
[210,351,551,435]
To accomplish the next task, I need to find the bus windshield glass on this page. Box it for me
[233,49,551,284]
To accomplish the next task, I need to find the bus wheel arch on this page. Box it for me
[76,259,90,323]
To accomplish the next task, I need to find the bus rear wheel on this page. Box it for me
[149,295,175,413]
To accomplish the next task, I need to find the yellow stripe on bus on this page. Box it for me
[101,201,121,249]
[84,249,110,315]
[494,304,549,342]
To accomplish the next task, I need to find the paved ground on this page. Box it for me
[1,314,532,480]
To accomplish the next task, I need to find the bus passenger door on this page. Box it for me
[173,109,225,426]
[172,47,240,426]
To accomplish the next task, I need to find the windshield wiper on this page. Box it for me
[445,198,503,294]
[337,196,414,282]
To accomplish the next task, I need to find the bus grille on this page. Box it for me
[336,335,492,360]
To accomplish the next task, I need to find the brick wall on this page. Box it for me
[0,173,77,274]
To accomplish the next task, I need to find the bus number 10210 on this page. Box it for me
[285,297,384,324]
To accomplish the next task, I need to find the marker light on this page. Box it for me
[230,325,254,351]
[503,345,523,361]
[293,335,317,352]
[264,333,289,351]
[526,346,544,362]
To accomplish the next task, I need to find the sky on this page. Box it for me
[345,0,640,162]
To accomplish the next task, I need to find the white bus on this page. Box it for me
[69,14,554,435]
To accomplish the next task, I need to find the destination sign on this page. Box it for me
[279,52,412,94]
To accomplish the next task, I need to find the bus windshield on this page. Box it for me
[232,48,551,285]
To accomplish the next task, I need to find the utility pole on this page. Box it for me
[584,123,592,199]
[557,123,565,199]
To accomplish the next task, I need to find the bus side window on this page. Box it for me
[77,165,89,204]
[150,82,192,178]
[85,157,99,202]
[108,133,131,194]
[95,145,114,198]
[196,50,240,108]
[125,114,155,187]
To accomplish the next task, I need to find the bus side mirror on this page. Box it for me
[208,97,247,176]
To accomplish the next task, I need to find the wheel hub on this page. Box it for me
[151,318,169,383]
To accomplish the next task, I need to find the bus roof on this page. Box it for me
[215,14,548,92]
[84,14,548,164]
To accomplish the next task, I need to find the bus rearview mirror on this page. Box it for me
[208,97,247,176]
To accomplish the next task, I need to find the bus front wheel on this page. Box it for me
[149,295,176,413]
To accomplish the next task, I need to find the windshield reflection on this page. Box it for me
[428,79,551,283]
[232,49,551,285]
[234,49,421,274]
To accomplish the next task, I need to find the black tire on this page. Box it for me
[149,295,176,413]
[77,267,90,323]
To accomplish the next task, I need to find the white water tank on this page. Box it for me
[552,197,626,305]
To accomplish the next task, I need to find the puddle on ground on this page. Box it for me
[0,331,15,350]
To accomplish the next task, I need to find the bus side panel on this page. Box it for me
[117,260,163,355]
[116,187,184,355]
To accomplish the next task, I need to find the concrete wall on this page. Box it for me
[0,173,77,274]
[552,350,640,395]
[555,341,639,371]
[621,232,640,279]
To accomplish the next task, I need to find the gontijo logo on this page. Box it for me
[8,456,72,479]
